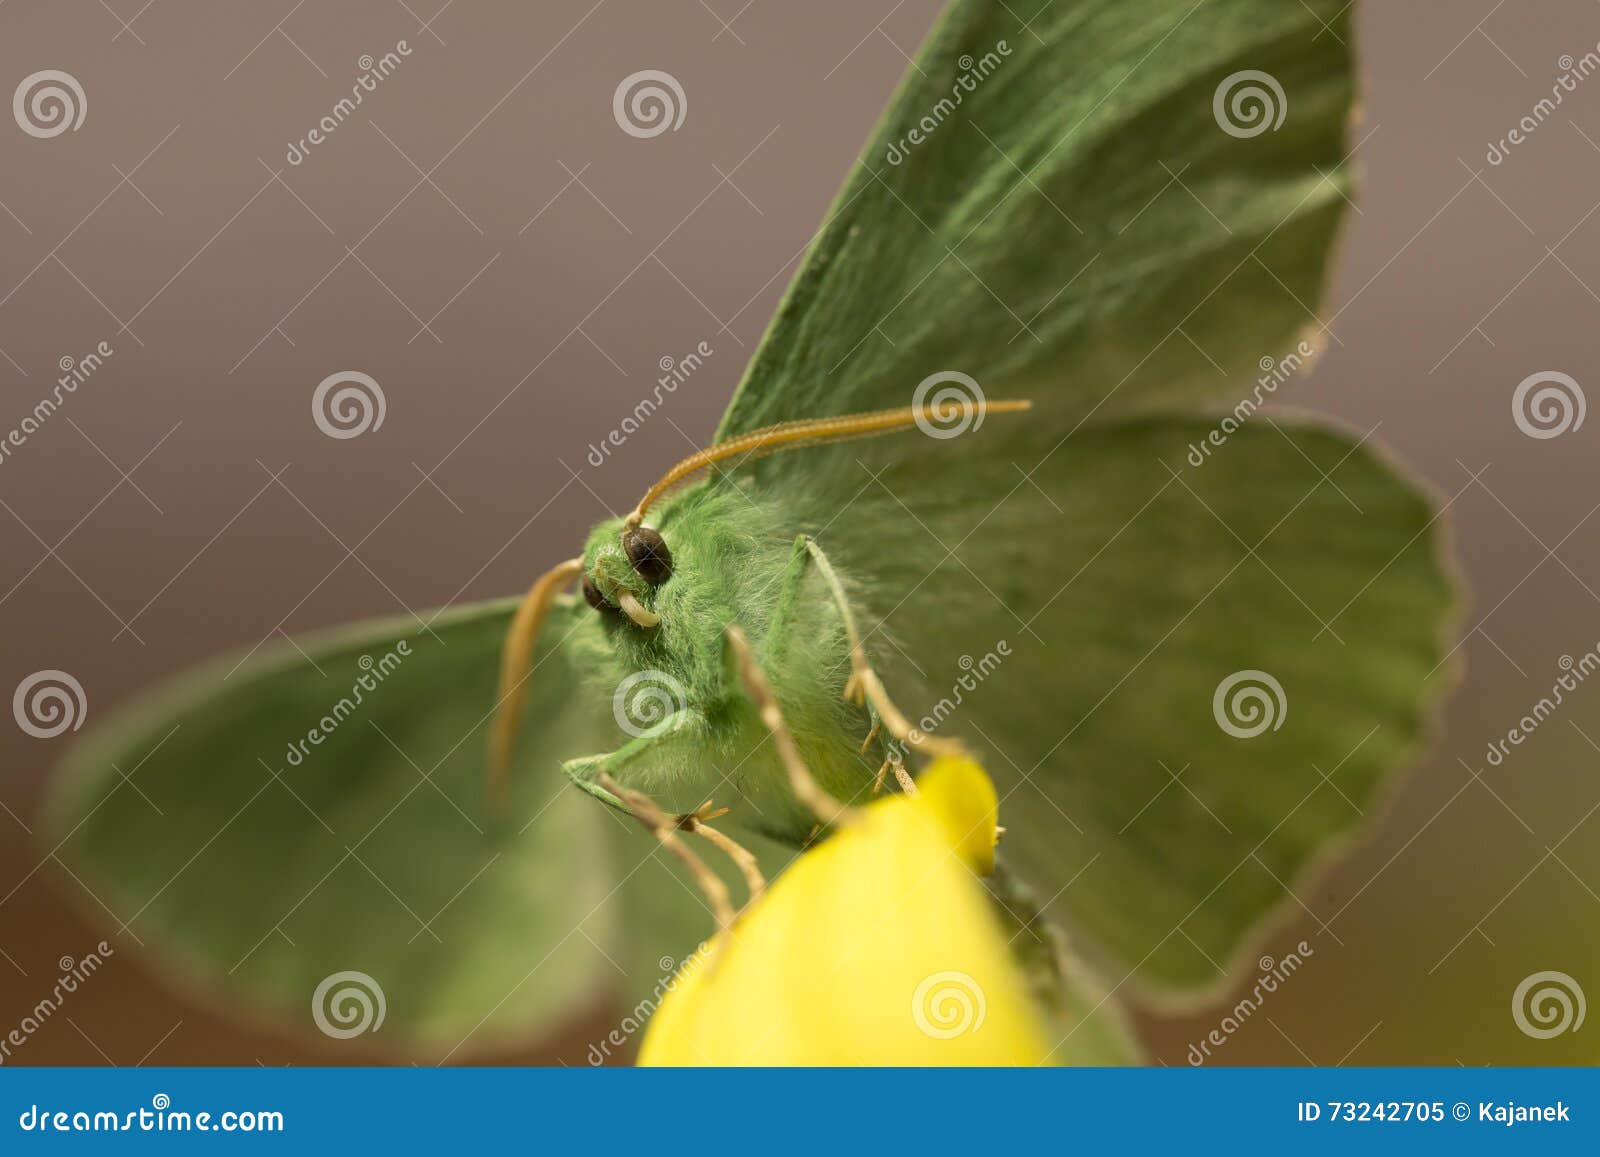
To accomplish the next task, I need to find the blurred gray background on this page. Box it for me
[2,0,1598,1064]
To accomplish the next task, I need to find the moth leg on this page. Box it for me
[595,773,736,936]
[726,624,853,830]
[563,713,765,905]
[679,802,767,906]
[780,534,966,765]
[560,709,704,812]
[873,746,917,796]
[769,534,887,746]
[764,534,817,670]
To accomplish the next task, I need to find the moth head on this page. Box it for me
[579,517,672,628]
[579,396,1034,630]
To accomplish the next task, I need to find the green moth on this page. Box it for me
[48,0,1454,1060]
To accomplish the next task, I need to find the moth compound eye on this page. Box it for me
[623,526,674,585]
[581,572,618,614]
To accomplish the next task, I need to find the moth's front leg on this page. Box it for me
[564,709,767,918]
[561,708,706,811]
[766,534,964,787]
[766,535,880,741]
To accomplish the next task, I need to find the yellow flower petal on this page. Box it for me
[917,754,1000,875]
[638,758,1052,1065]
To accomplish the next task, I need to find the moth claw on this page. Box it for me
[676,800,730,829]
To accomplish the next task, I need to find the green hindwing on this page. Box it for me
[766,418,1453,995]
[46,600,619,1054]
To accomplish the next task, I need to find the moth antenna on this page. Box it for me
[624,399,1033,527]
[488,556,584,809]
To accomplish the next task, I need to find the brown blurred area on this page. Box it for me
[2,1,1598,1066]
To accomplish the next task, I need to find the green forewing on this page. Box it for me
[718,0,1353,443]
[46,600,618,1052]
